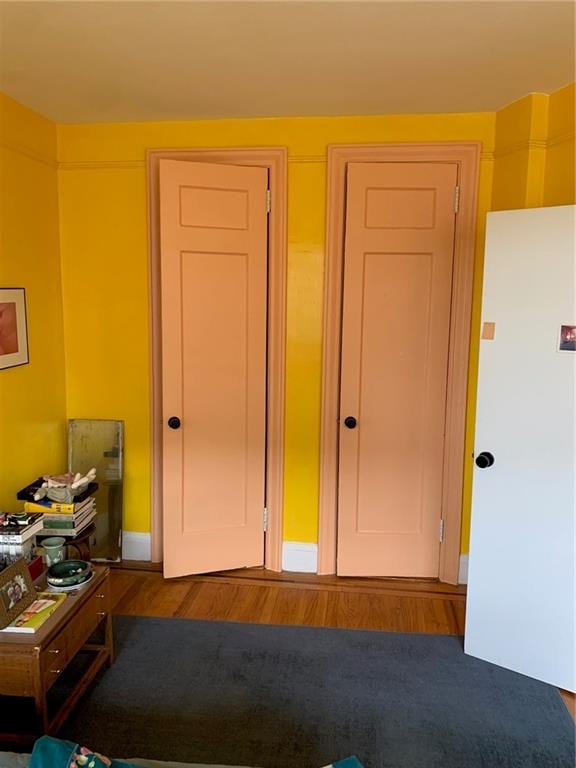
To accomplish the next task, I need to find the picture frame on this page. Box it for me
[558,325,576,353]
[0,558,35,628]
[0,288,29,370]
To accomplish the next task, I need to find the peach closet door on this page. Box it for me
[159,160,268,578]
[337,161,458,577]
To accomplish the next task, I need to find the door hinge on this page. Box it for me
[266,189,271,214]
[439,519,445,543]
[263,507,269,532]
[454,185,460,214]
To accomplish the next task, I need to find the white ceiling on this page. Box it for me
[0,1,574,124]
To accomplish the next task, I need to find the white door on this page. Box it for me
[465,205,575,692]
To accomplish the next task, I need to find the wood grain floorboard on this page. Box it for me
[195,571,466,600]
[560,690,575,718]
[450,600,467,635]
[116,565,466,597]
[111,570,464,633]
[179,582,242,622]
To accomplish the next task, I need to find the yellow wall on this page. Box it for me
[57,111,496,543]
[0,93,67,512]
[491,86,574,211]
[2,83,572,557]
[492,93,548,210]
[544,84,575,206]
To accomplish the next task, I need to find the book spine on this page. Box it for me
[0,521,45,544]
[24,498,94,515]
[24,501,75,515]
[39,502,95,522]
[42,507,96,530]
[0,534,26,544]
[0,539,33,557]
[41,517,96,538]
[42,518,76,529]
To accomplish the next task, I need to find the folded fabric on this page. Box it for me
[29,736,138,768]
[30,736,364,768]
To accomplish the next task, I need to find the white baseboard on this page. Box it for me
[458,554,469,585]
[122,531,152,561]
[282,541,318,573]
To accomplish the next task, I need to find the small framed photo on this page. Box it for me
[558,325,576,353]
[0,558,35,628]
[0,288,29,370]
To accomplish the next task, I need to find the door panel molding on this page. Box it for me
[147,148,287,571]
[318,143,480,583]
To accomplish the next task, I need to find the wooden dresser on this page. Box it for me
[0,565,113,744]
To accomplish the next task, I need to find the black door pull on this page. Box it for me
[475,451,495,469]
[167,417,181,430]
[344,416,357,429]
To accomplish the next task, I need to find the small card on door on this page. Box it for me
[481,322,496,340]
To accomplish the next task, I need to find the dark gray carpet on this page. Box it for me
[59,616,574,768]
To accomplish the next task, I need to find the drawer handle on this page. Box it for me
[50,668,62,675]
[97,611,106,617]
[48,649,61,655]
[96,593,106,599]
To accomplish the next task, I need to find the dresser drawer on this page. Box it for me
[66,581,110,660]
[41,578,110,691]
[0,651,35,696]
[41,630,68,690]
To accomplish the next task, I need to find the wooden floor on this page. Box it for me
[110,566,575,718]
[111,566,466,633]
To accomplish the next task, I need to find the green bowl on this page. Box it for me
[47,559,91,586]
[47,570,94,590]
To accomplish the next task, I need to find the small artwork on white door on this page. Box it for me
[158,159,269,578]
[558,324,576,352]
[336,160,460,578]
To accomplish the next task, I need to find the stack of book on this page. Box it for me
[25,496,97,538]
[0,512,44,564]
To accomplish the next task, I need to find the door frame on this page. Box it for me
[318,142,480,583]
[147,147,287,571]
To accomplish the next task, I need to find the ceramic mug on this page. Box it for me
[42,536,67,567]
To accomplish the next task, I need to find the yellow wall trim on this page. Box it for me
[0,140,58,169]
[58,156,328,170]
[287,155,326,164]
[59,160,145,171]
[58,151,497,169]
[547,130,576,148]
[493,138,548,159]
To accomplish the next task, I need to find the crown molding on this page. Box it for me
[58,159,145,171]
[51,132,575,172]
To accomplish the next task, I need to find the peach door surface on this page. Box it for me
[337,161,458,577]
[159,159,268,578]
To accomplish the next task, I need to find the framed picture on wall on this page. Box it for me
[0,288,29,370]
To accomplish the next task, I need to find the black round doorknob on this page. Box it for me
[167,416,181,430]
[343,416,357,429]
[475,451,495,469]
